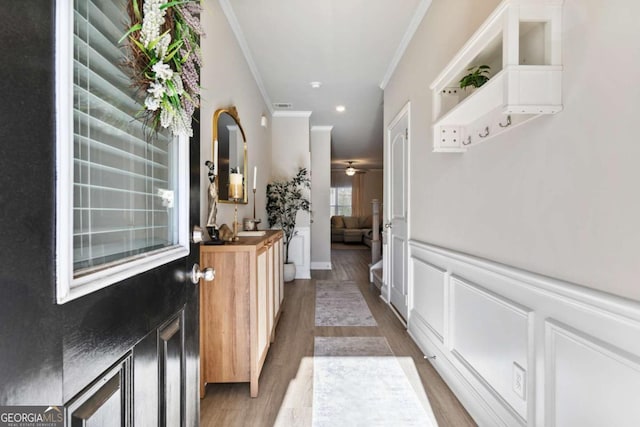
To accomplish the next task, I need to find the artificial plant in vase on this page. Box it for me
[459,65,491,90]
[266,168,311,281]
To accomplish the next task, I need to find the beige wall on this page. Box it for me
[271,113,311,227]
[384,0,640,301]
[200,0,272,227]
[362,170,383,211]
[311,127,332,267]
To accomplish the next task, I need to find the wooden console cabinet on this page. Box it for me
[199,230,284,398]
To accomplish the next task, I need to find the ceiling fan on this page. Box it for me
[345,161,364,176]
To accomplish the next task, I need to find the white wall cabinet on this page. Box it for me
[431,0,563,152]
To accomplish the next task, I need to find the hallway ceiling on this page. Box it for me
[221,0,431,170]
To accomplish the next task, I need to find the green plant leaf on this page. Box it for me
[160,0,192,10]
[130,37,151,59]
[118,23,142,44]
[132,0,141,21]
[147,29,171,51]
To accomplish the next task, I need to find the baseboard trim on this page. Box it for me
[407,325,505,426]
[310,262,332,270]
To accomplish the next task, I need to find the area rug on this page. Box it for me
[312,337,438,427]
[315,281,377,327]
[331,242,369,250]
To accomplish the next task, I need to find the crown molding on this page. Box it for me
[311,126,334,132]
[272,111,312,118]
[218,0,274,115]
[380,0,433,90]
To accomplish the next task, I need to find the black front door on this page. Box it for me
[0,2,201,425]
[59,123,202,426]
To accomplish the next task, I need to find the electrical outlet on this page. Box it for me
[512,362,526,400]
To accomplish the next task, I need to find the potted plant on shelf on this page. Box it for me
[459,65,491,90]
[266,168,310,282]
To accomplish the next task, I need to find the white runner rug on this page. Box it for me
[315,281,377,327]
[312,337,438,427]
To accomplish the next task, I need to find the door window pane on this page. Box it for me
[73,0,179,273]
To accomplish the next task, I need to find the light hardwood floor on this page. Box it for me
[200,248,476,427]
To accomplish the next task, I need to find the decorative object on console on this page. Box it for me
[266,168,311,281]
[230,173,243,241]
[204,160,224,245]
[217,224,233,242]
[244,165,262,231]
[121,0,203,137]
[459,65,491,90]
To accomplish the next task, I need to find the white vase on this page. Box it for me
[283,263,296,282]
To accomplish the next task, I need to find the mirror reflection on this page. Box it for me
[214,107,247,203]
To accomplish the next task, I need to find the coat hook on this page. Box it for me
[479,126,490,138]
[462,136,472,146]
[499,115,512,128]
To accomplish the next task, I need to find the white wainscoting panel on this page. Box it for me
[411,259,446,342]
[288,226,310,279]
[545,321,640,427]
[407,240,640,427]
[450,277,530,421]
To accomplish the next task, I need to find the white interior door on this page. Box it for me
[388,106,409,322]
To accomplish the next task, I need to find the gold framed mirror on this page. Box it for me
[213,106,248,204]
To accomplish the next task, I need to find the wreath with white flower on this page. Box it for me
[121,0,203,137]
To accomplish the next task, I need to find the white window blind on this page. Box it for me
[72,0,179,273]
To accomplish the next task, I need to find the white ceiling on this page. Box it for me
[221,0,431,170]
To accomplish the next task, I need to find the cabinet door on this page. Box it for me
[267,243,275,334]
[256,249,269,364]
[273,240,280,316]
[278,238,285,306]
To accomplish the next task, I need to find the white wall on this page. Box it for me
[271,112,311,278]
[311,127,332,269]
[200,0,271,228]
[271,112,311,227]
[408,242,640,427]
[384,0,640,302]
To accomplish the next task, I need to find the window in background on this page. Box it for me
[330,186,352,216]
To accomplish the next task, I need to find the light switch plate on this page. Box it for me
[512,362,526,400]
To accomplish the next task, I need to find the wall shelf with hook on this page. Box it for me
[431,0,564,153]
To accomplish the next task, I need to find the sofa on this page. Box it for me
[331,215,374,246]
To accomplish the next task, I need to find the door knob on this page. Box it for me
[384,223,392,229]
[188,263,215,284]
[192,225,204,243]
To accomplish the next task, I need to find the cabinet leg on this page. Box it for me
[250,378,258,398]
[200,381,206,399]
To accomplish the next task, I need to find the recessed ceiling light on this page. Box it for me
[336,105,346,112]
[310,81,322,89]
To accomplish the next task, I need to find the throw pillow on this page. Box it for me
[343,216,360,229]
[359,215,373,229]
[331,215,345,229]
